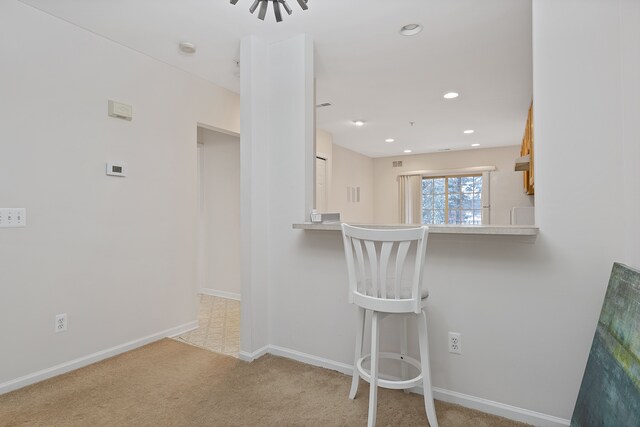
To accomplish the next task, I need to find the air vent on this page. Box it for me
[316,103,332,108]
[392,161,403,167]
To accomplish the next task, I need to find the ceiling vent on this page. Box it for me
[392,161,403,168]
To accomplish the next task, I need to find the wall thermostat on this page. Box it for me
[106,163,126,177]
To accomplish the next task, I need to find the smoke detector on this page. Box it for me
[179,42,197,54]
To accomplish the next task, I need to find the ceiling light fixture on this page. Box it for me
[404,149,412,153]
[230,0,309,23]
[443,92,459,99]
[471,143,481,147]
[353,120,366,127]
[400,24,423,36]
[385,138,395,143]
[464,130,475,134]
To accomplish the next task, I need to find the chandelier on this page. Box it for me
[230,0,309,23]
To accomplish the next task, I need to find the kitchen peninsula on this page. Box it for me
[293,222,538,236]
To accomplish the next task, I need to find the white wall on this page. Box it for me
[330,144,375,224]
[315,128,333,212]
[528,0,637,416]
[621,0,640,268]
[373,146,534,225]
[0,1,239,390]
[198,128,241,299]
[315,131,374,223]
[316,129,333,157]
[247,0,639,424]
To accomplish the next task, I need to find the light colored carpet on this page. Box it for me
[0,339,530,426]
[174,294,240,357]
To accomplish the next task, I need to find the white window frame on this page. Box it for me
[398,166,495,225]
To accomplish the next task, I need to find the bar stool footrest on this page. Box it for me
[356,352,423,390]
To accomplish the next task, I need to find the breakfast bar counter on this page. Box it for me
[293,222,539,236]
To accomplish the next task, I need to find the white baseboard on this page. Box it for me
[167,321,199,338]
[431,387,570,427]
[199,288,241,301]
[244,344,570,427]
[268,345,354,375]
[0,320,198,396]
[238,345,269,362]
[2,333,571,427]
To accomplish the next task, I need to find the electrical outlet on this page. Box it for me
[55,313,67,333]
[448,332,462,354]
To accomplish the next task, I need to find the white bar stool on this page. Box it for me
[341,224,438,427]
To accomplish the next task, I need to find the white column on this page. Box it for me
[240,35,270,357]
[239,34,315,358]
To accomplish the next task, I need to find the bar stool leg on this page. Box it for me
[400,316,409,394]
[417,310,438,427]
[350,307,366,399]
[368,311,380,427]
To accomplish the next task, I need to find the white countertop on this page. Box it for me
[292,222,539,236]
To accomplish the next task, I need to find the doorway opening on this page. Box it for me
[315,155,328,212]
[175,126,241,357]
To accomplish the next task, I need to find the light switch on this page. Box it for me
[0,208,26,228]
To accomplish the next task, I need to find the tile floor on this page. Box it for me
[174,294,240,357]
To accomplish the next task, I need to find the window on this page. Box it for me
[422,175,483,224]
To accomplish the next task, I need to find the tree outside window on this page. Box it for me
[422,175,482,225]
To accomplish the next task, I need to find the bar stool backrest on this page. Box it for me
[341,224,429,314]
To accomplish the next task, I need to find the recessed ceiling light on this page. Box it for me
[353,120,366,127]
[179,41,197,54]
[443,92,459,99]
[464,130,475,134]
[385,138,395,143]
[400,24,423,36]
[471,143,481,147]
[404,149,412,153]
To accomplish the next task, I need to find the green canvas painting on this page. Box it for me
[571,263,640,427]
